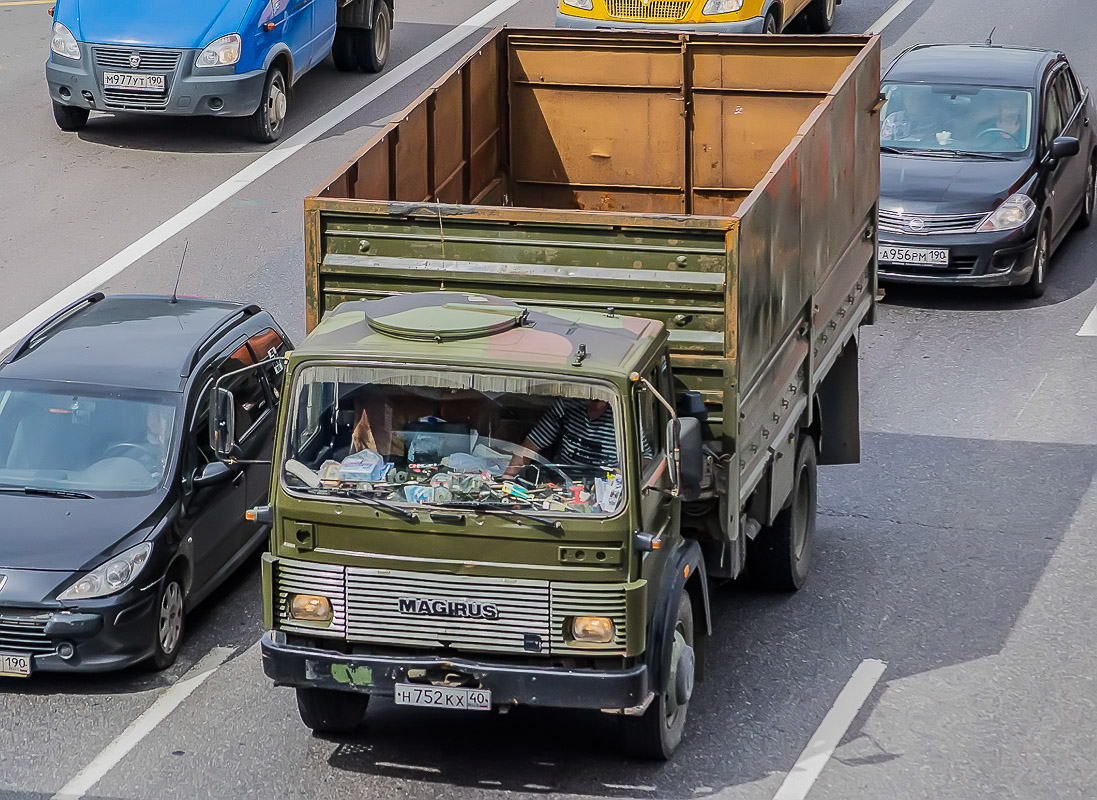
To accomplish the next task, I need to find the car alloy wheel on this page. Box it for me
[159,579,184,655]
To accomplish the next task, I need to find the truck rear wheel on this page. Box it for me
[749,433,817,591]
[53,101,89,132]
[332,29,359,72]
[357,1,392,73]
[296,688,369,733]
[804,0,836,32]
[622,592,694,760]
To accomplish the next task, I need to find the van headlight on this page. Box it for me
[702,0,744,14]
[196,34,242,68]
[51,22,81,61]
[561,0,594,10]
[978,194,1036,232]
[58,543,152,601]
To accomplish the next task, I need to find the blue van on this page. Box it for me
[45,0,393,142]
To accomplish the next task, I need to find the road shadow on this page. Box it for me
[318,431,1096,798]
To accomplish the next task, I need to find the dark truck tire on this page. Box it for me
[804,0,836,32]
[53,102,89,132]
[357,1,392,74]
[750,433,818,591]
[622,592,694,760]
[247,67,288,144]
[332,29,359,72]
[296,688,369,733]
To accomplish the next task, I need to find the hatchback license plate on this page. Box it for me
[878,245,949,266]
[103,72,165,92]
[0,652,31,678]
[394,683,491,711]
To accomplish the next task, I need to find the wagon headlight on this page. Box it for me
[196,33,242,68]
[58,543,152,601]
[50,22,81,61]
[702,0,744,15]
[978,194,1036,232]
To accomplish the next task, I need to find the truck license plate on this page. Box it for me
[103,72,165,92]
[878,245,949,266]
[0,652,31,678]
[394,683,491,711]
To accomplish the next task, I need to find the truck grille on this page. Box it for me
[878,209,988,235]
[92,47,182,72]
[605,0,691,20]
[0,612,55,655]
[276,560,347,638]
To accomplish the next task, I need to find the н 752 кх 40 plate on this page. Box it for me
[394,683,491,710]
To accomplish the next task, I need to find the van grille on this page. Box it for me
[92,47,182,72]
[0,612,54,655]
[605,0,691,20]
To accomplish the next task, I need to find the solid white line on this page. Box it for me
[50,647,235,800]
[1077,302,1097,336]
[864,0,916,34]
[772,659,888,800]
[0,0,523,355]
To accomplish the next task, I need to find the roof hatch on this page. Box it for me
[364,292,527,342]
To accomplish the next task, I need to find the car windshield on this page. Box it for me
[0,380,178,495]
[880,83,1035,155]
[282,364,628,516]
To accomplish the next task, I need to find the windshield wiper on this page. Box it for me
[303,486,419,523]
[0,486,94,499]
[436,501,563,533]
[936,148,1013,161]
[880,145,906,154]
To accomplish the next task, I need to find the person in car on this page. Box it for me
[881,85,947,144]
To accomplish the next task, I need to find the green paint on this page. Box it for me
[331,663,373,686]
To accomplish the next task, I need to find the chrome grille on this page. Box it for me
[605,0,690,20]
[0,612,54,655]
[550,583,627,654]
[878,209,988,235]
[92,47,181,72]
[276,560,346,638]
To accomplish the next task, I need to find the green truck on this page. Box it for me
[212,28,881,758]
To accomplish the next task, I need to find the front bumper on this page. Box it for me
[555,10,766,32]
[262,630,651,710]
[45,45,266,118]
[878,225,1039,287]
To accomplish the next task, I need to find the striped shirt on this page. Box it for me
[527,399,650,467]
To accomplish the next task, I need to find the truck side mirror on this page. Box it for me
[665,416,704,494]
[1050,136,1080,161]
[676,390,708,422]
[210,387,237,460]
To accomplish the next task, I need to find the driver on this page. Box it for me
[987,92,1026,142]
[141,404,173,476]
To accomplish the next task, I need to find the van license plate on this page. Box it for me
[103,72,165,92]
[394,683,491,711]
[878,245,949,266]
[0,652,31,678]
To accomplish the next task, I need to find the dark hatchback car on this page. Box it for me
[877,44,1095,297]
[0,294,289,675]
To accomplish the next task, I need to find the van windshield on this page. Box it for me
[281,365,630,516]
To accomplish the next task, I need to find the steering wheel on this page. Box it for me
[976,127,1020,145]
[103,442,161,466]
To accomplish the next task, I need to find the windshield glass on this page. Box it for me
[0,380,178,494]
[282,365,630,516]
[880,83,1035,154]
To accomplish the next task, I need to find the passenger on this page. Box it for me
[881,85,946,143]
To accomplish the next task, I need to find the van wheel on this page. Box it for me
[804,0,836,32]
[53,102,89,132]
[763,10,779,33]
[150,570,186,670]
[296,688,369,733]
[332,29,359,72]
[247,67,288,144]
[749,433,817,591]
[622,592,694,760]
[357,1,392,73]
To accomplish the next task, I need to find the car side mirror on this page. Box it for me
[193,461,233,489]
[1050,136,1080,161]
[665,416,704,495]
[210,387,236,460]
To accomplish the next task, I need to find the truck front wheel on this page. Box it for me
[622,592,694,760]
[749,433,818,591]
[53,102,89,132]
[296,688,369,733]
[357,1,392,73]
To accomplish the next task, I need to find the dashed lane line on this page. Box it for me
[1077,303,1097,336]
[865,0,918,34]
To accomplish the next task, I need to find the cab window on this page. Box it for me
[635,359,667,473]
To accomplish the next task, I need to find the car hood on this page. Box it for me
[0,492,165,572]
[880,153,1034,216]
[65,0,257,49]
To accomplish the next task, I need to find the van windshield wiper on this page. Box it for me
[435,501,563,533]
[0,486,94,499]
[304,486,419,523]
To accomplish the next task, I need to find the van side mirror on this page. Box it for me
[665,416,704,495]
[210,387,236,460]
[1050,136,1080,161]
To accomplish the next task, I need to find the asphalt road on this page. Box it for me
[2,0,1097,797]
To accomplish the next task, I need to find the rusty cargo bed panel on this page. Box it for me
[305,28,881,462]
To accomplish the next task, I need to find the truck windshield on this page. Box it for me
[282,365,628,516]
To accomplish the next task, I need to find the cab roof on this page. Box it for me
[297,292,665,378]
[0,295,247,392]
[885,44,1062,89]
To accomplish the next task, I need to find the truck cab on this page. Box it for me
[45,0,393,142]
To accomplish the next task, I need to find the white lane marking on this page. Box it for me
[50,647,235,800]
[0,0,523,355]
[1078,302,1097,336]
[864,0,917,34]
[772,659,888,800]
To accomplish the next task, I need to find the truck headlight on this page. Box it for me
[702,0,744,14]
[196,34,242,68]
[561,0,594,10]
[290,594,333,622]
[571,616,615,643]
[50,22,81,61]
[978,194,1036,232]
[58,543,152,601]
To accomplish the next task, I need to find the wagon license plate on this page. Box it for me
[103,72,165,92]
[0,651,31,678]
[878,245,949,266]
[394,683,491,711]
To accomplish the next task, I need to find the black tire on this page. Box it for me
[296,688,369,733]
[804,0,836,32]
[1018,218,1050,299]
[150,569,186,670]
[332,29,359,72]
[622,592,694,760]
[1077,157,1096,229]
[247,67,288,144]
[749,433,817,591]
[763,10,780,33]
[357,2,392,74]
[53,101,89,132]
